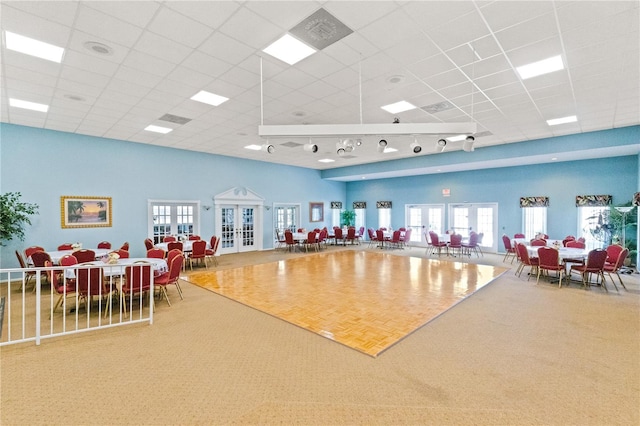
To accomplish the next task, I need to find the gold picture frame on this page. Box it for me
[61,196,112,228]
[309,202,324,222]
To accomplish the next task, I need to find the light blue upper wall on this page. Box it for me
[346,155,638,240]
[0,124,345,267]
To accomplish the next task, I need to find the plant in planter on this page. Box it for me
[340,210,356,227]
[609,202,637,266]
[0,192,39,246]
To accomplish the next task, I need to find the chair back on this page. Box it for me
[147,248,166,259]
[58,243,74,250]
[537,247,560,268]
[502,234,512,250]
[284,231,295,245]
[191,240,207,256]
[609,247,629,272]
[144,238,154,251]
[391,230,402,243]
[335,228,344,239]
[73,249,96,263]
[123,263,152,295]
[531,239,547,246]
[402,228,412,242]
[59,254,78,267]
[167,241,183,252]
[306,231,317,244]
[25,246,45,258]
[120,242,130,251]
[346,228,356,239]
[188,235,201,241]
[76,266,104,297]
[565,240,585,249]
[114,249,130,259]
[31,251,51,267]
[359,227,365,237]
[562,236,576,246]
[516,243,531,264]
[212,236,220,253]
[376,229,384,241]
[605,244,624,264]
[165,254,184,283]
[167,249,183,265]
[15,250,28,268]
[97,241,112,249]
[584,249,608,271]
[514,233,525,239]
[467,232,478,246]
[429,231,440,245]
[368,228,376,240]
[477,233,484,244]
[318,228,327,243]
[163,236,176,242]
[449,233,462,247]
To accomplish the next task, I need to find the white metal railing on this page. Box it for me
[0,263,154,346]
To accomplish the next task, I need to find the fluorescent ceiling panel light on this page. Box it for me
[318,158,335,163]
[244,144,263,151]
[381,101,416,114]
[144,125,173,134]
[383,147,398,153]
[191,90,229,106]
[516,55,564,80]
[263,34,316,65]
[5,31,64,63]
[446,134,467,142]
[546,115,577,126]
[9,98,49,112]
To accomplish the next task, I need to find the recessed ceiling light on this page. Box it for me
[5,31,64,63]
[191,90,229,106]
[263,34,316,65]
[144,125,173,134]
[9,98,49,112]
[546,115,577,126]
[446,134,467,142]
[381,101,416,114]
[83,41,114,56]
[245,144,263,151]
[383,147,398,153]
[318,158,335,163]
[516,55,564,80]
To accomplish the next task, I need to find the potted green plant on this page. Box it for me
[609,202,637,266]
[340,210,356,227]
[0,192,39,246]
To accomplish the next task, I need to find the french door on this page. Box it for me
[218,205,258,255]
[405,204,445,247]
[448,203,498,252]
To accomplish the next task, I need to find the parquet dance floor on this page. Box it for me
[187,251,507,357]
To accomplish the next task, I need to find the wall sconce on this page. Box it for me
[202,205,211,211]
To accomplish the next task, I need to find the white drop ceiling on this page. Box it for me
[1,1,639,173]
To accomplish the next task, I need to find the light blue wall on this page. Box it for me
[0,124,345,267]
[346,155,638,245]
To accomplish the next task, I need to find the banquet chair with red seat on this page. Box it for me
[188,235,201,241]
[514,233,525,239]
[120,263,153,317]
[502,235,517,263]
[537,246,565,288]
[570,249,608,290]
[515,243,538,280]
[30,251,52,291]
[284,230,298,252]
[604,244,624,267]
[188,240,208,270]
[155,254,184,305]
[334,228,345,246]
[376,229,390,249]
[72,249,96,263]
[367,228,378,248]
[114,249,130,259]
[144,238,154,251]
[345,227,359,245]
[57,243,74,250]
[163,236,176,242]
[400,228,412,248]
[462,232,480,257]
[304,231,319,252]
[45,260,76,317]
[119,242,130,251]
[166,241,183,253]
[76,265,113,318]
[146,248,166,259]
[603,247,629,291]
[24,246,45,259]
[97,241,111,249]
[530,239,547,246]
[389,230,403,249]
[15,250,36,290]
[428,231,447,256]
[205,236,219,266]
[448,233,463,257]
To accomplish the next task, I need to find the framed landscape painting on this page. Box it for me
[61,196,112,228]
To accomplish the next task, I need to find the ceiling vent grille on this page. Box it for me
[289,8,353,50]
[421,101,455,114]
[159,114,192,125]
[281,141,303,148]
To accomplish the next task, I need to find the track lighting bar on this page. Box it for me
[258,122,476,138]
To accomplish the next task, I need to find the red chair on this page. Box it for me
[144,238,154,251]
[570,249,608,290]
[462,232,480,257]
[30,251,52,291]
[448,233,463,256]
[345,227,359,245]
[603,247,629,291]
[376,229,390,249]
[113,249,130,259]
[514,233,525,239]
[188,235,201,241]
[57,243,74,250]
[389,230,403,249]
[167,241,183,253]
[45,260,76,316]
[24,246,45,259]
[367,228,378,248]
[515,243,538,280]
[120,242,130,251]
[400,228,412,248]
[59,254,79,287]
[166,249,184,270]
[205,236,220,266]
[155,254,184,305]
[188,240,208,269]
[304,231,318,252]
[77,265,114,318]
[428,231,447,256]
[537,247,565,288]
[146,248,166,259]
[97,241,111,249]
[562,236,576,246]
[121,263,153,317]
[502,235,517,263]
[605,244,624,267]
[284,230,298,252]
[334,228,345,246]
[565,240,585,249]
[72,249,96,263]
[163,236,176,243]
[530,239,547,246]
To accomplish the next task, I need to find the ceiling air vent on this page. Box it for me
[421,101,455,114]
[159,114,192,125]
[289,8,353,50]
[281,141,303,148]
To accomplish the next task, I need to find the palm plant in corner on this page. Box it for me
[0,192,39,246]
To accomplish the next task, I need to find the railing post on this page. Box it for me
[35,272,41,345]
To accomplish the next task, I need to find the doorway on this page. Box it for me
[448,203,498,252]
[214,187,264,255]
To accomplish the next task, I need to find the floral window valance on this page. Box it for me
[520,196,549,207]
[377,201,392,209]
[353,201,366,209]
[633,193,640,206]
[330,202,342,209]
[575,195,612,207]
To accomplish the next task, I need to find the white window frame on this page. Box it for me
[522,207,547,240]
[148,199,200,243]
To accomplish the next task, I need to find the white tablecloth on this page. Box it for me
[66,258,168,278]
[29,248,112,265]
[527,246,589,261]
